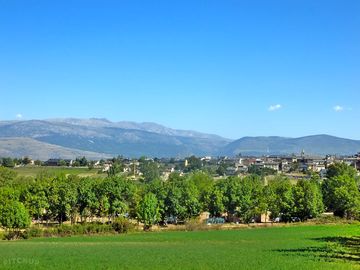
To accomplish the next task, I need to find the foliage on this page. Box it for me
[0,167,17,187]
[137,192,160,230]
[22,182,49,222]
[292,180,324,220]
[139,160,160,183]
[326,162,358,179]
[0,160,360,237]
[0,200,30,232]
[185,156,203,172]
[47,176,78,224]
[266,177,294,222]
[111,217,135,233]
[188,171,214,211]
[1,157,15,168]
[100,176,137,220]
[208,185,225,217]
[322,174,360,219]
[71,156,88,167]
[77,177,99,222]
[164,176,201,221]
[248,165,277,176]
[236,176,265,223]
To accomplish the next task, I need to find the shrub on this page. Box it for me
[24,227,43,238]
[112,217,134,233]
[2,230,27,240]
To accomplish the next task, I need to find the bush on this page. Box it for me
[24,227,43,238]
[82,223,112,234]
[313,214,360,225]
[56,225,74,237]
[2,230,27,240]
[112,218,134,233]
[2,220,135,240]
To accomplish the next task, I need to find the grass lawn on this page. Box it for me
[0,224,359,269]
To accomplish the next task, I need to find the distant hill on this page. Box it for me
[0,118,231,159]
[0,119,359,159]
[0,137,111,160]
[221,135,360,156]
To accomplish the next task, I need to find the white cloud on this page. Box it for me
[268,104,282,111]
[16,113,23,119]
[333,105,343,112]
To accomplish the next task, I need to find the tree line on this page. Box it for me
[0,162,359,233]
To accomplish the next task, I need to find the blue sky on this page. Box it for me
[0,0,359,139]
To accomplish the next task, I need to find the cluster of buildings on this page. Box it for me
[19,151,360,179]
[215,152,360,177]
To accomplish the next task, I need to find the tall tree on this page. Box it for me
[292,180,324,220]
[139,160,160,183]
[322,174,360,219]
[137,192,160,230]
[266,177,294,222]
[0,200,30,233]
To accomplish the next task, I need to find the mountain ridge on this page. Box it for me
[222,134,360,156]
[0,118,359,159]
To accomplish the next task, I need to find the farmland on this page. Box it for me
[0,224,359,270]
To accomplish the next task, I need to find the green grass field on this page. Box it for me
[12,166,106,178]
[0,224,359,269]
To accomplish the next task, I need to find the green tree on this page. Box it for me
[0,167,17,187]
[22,156,32,165]
[216,163,227,176]
[292,180,324,221]
[146,179,167,221]
[248,165,277,176]
[140,160,160,183]
[0,200,30,232]
[164,176,201,221]
[1,157,15,168]
[266,177,294,222]
[22,182,49,224]
[100,176,137,221]
[34,160,42,166]
[208,185,225,217]
[78,156,88,167]
[322,174,360,219]
[217,177,241,217]
[236,176,264,223]
[0,187,20,202]
[107,159,124,177]
[326,162,358,179]
[188,171,214,211]
[59,160,67,166]
[47,176,78,224]
[137,192,160,230]
[77,178,99,222]
[185,156,202,172]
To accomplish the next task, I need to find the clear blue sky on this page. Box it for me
[0,0,359,139]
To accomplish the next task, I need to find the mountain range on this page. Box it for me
[0,118,359,160]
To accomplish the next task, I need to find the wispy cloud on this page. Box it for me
[268,104,282,112]
[16,113,23,119]
[333,105,344,112]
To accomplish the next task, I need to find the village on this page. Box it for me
[6,150,359,180]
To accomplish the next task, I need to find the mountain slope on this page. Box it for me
[0,137,111,160]
[1,119,359,158]
[0,119,230,158]
[222,135,360,156]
